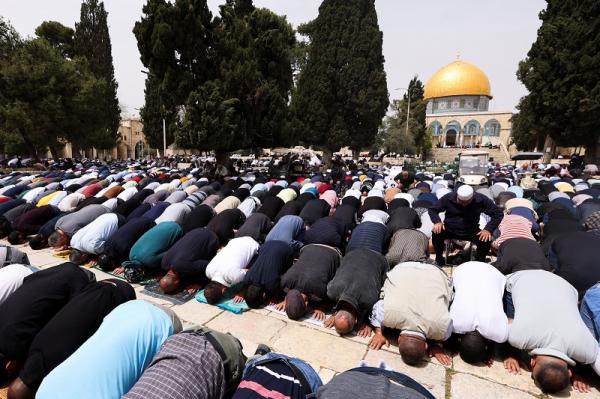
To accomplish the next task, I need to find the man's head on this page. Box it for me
[96,253,114,272]
[0,219,12,238]
[47,230,68,249]
[285,289,308,320]
[7,231,26,245]
[531,355,571,394]
[458,331,491,364]
[457,185,474,206]
[159,269,181,295]
[245,284,265,309]
[69,249,90,265]
[333,306,357,335]
[398,334,428,366]
[28,234,47,250]
[203,281,227,304]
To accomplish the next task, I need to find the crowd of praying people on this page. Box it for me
[0,157,599,397]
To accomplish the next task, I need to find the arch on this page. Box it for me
[429,121,442,136]
[464,120,480,136]
[483,119,501,136]
[134,141,144,159]
[445,120,461,134]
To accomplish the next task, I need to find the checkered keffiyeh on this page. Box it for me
[124,333,225,399]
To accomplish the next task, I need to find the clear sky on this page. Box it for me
[0,0,546,115]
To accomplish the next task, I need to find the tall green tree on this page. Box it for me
[74,0,120,149]
[134,0,215,154]
[0,35,107,158]
[513,0,600,162]
[291,0,388,163]
[176,0,296,163]
[35,21,74,58]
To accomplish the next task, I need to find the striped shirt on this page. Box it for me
[494,214,534,249]
[386,229,429,266]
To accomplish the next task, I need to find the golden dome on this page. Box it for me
[424,60,492,100]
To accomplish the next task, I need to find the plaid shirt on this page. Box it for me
[124,333,225,399]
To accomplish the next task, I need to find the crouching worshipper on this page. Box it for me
[124,327,246,399]
[159,228,220,295]
[367,261,453,366]
[0,264,33,306]
[0,245,30,268]
[316,367,435,399]
[450,261,509,364]
[204,236,260,305]
[36,300,182,399]
[8,279,135,399]
[235,240,294,308]
[47,203,111,249]
[120,221,184,283]
[0,263,93,386]
[68,212,124,265]
[325,248,388,336]
[97,217,156,271]
[278,244,341,321]
[502,270,600,394]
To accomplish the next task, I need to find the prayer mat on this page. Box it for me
[196,290,250,314]
[91,265,157,285]
[142,280,196,305]
[265,304,333,328]
[53,249,71,259]
[0,387,7,399]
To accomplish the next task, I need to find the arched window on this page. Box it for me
[464,120,480,136]
[484,119,501,136]
[429,121,442,136]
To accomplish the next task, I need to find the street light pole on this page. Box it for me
[162,117,166,158]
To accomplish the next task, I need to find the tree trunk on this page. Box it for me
[321,148,333,170]
[49,146,61,161]
[584,138,600,165]
[542,134,556,164]
[215,149,230,167]
[351,149,360,161]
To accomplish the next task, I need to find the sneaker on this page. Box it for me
[254,344,272,356]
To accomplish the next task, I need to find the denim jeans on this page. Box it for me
[580,283,600,343]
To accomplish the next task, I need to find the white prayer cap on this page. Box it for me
[457,185,474,201]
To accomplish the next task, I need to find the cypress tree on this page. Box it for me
[74,0,120,149]
[514,0,600,161]
[291,0,388,163]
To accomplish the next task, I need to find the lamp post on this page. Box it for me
[141,70,166,158]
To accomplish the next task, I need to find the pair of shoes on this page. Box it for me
[124,267,145,284]
[254,344,272,356]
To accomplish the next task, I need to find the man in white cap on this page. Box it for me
[429,184,503,265]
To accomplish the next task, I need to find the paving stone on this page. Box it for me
[206,310,287,345]
[363,349,446,399]
[453,357,541,395]
[170,300,224,326]
[26,250,63,267]
[271,324,366,373]
[318,368,336,384]
[85,266,116,281]
[451,373,537,399]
